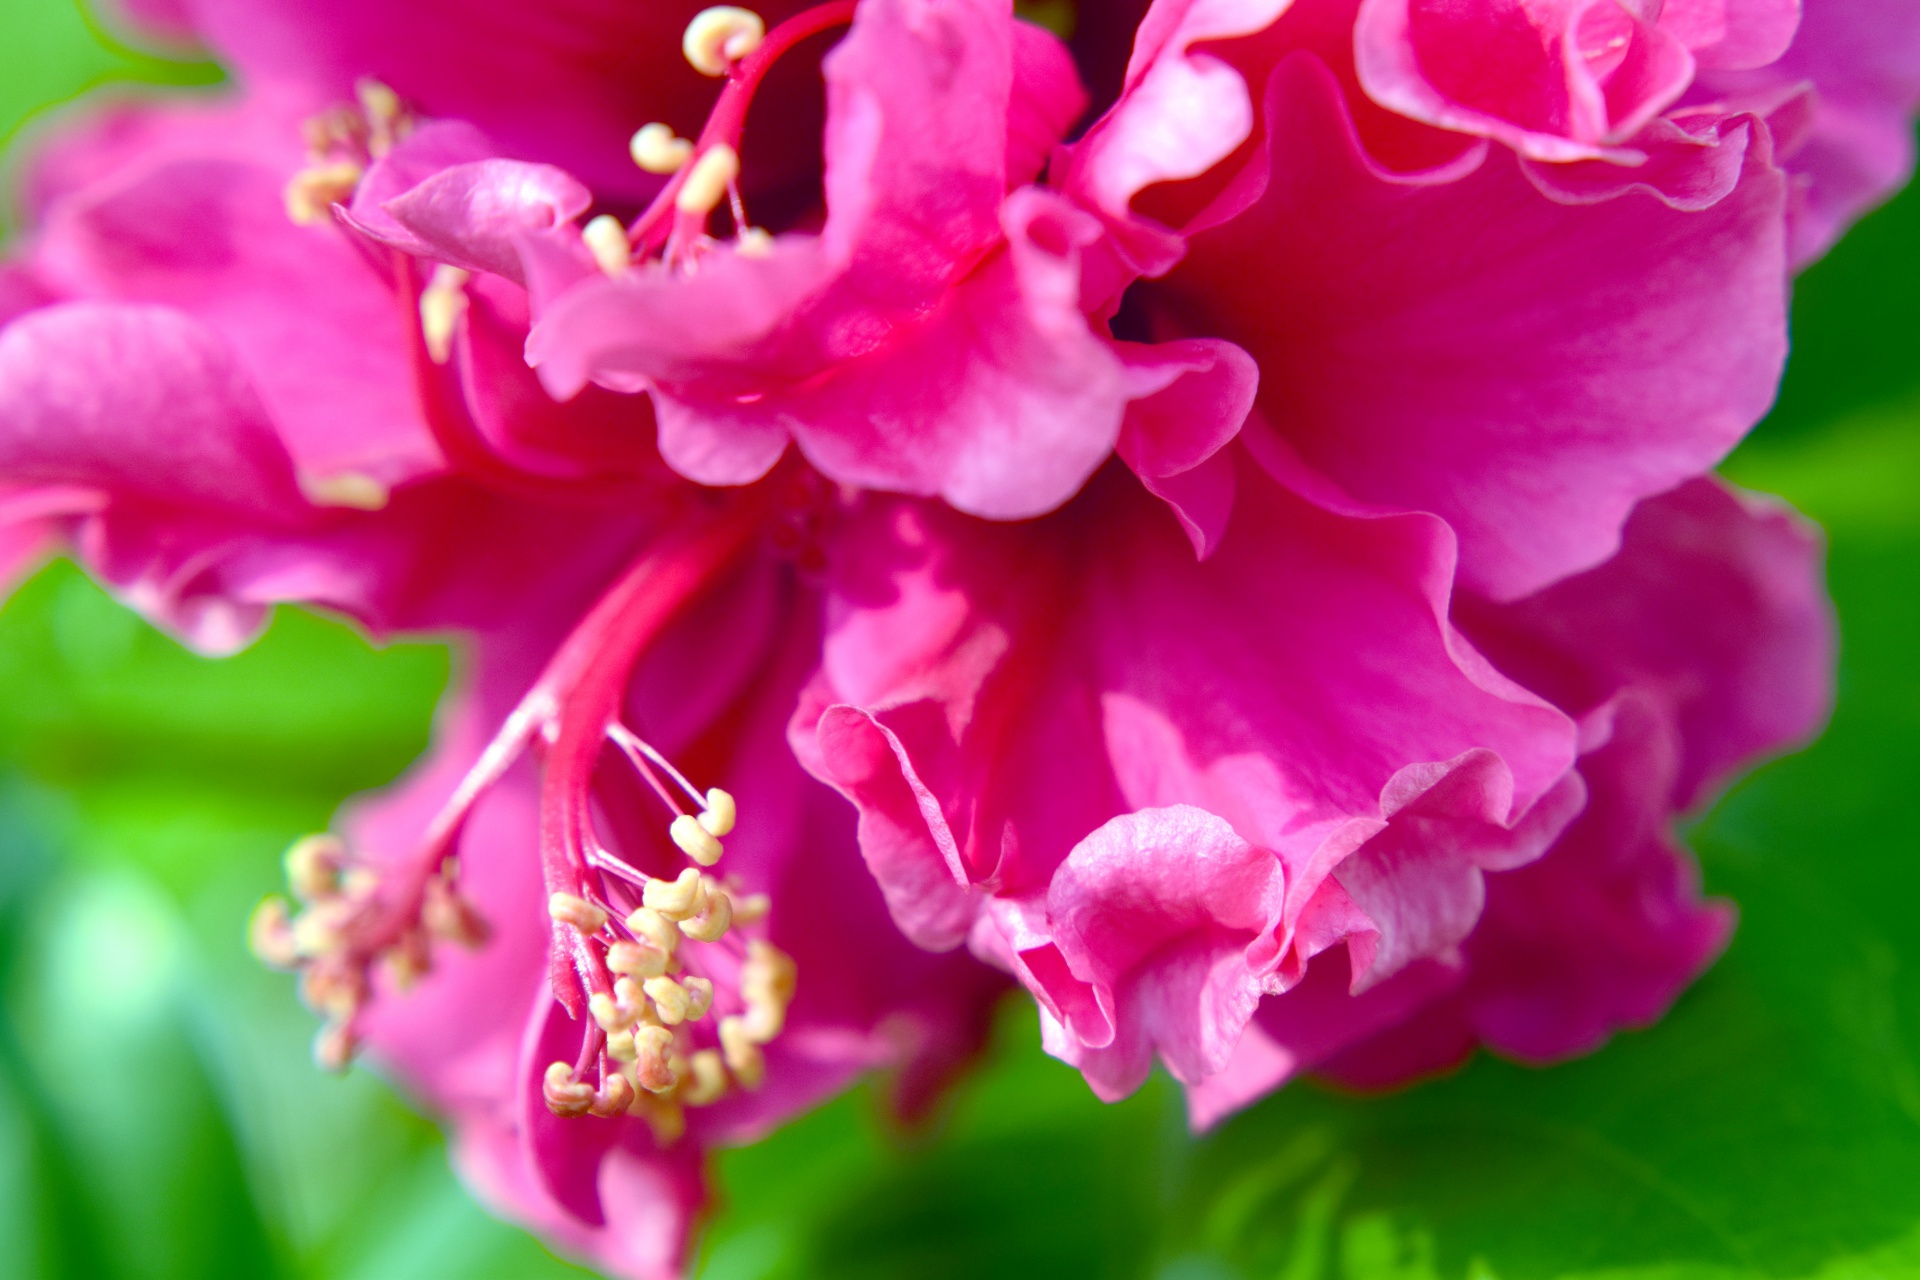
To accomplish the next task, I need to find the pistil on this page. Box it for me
[254,496,801,1132]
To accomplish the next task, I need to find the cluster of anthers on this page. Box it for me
[284,77,413,229]
[250,497,793,1142]
[537,741,800,1144]
[250,831,488,1069]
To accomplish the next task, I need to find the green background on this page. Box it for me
[3,3,1919,1276]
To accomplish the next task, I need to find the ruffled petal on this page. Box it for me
[1156,55,1787,598]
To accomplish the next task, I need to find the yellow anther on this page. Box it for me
[298,469,390,511]
[383,930,431,992]
[248,896,299,969]
[697,788,737,838]
[679,887,732,943]
[549,892,608,935]
[674,144,740,218]
[643,869,707,921]
[590,990,639,1033]
[683,6,765,75]
[313,1020,358,1073]
[355,79,403,130]
[644,976,693,1024]
[743,940,798,1003]
[418,263,471,365]
[628,1088,686,1144]
[735,227,774,258]
[581,214,633,277]
[670,813,724,866]
[614,975,650,1014]
[300,960,365,1020]
[682,976,715,1021]
[682,1048,729,1106]
[633,1025,679,1093]
[631,122,695,174]
[284,159,364,226]
[741,996,786,1043]
[590,1071,636,1118]
[422,878,489,947]
[607,938,671,979]
[284,833,347,901]
[731,892,771,926]
[623,906,682,956]
[740,940,796,1040]
[291,899,355,959]
[543,1062,595,1117]
[607,1028,638,1062]
[719,1015,766,1089]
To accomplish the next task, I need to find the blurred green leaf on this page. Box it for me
[0,0,219,234]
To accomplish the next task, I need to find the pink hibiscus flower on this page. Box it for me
[0,0,1903,1272]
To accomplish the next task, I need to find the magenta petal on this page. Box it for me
[804,699,981,951]
[1458,476,1834,811]
[1520,110,1756,210]
[525,0,1122,515]
[1164,56,1788,598]
[28,120,441,485]
[801,457,1580,1104]
[1699,0,1920,262]
[1068,0,1296,215]
[344,118,501,246]
[1042,805,1286,1090]
[381,159,594,284]
[1334,751,1587,988]
[0,302,304,517]
[778,190,1131,519]
[1114,337,1258,556]
[1460,695,1737,1062]
[1008,17,1092,185]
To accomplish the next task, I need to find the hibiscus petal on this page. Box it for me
[1161,55,1788,598]
[28,121,441,485]
[380,158,594,284]
[1697,0,1920,262]
[1040,805,1286,1092]
[1457,476,1834,812]
[0,301,305,516]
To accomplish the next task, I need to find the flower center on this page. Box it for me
[581,1,858,276]
[251,495,799,1138]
